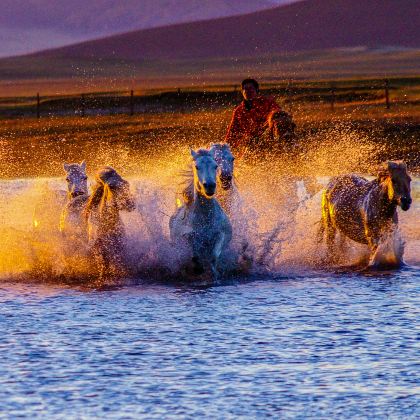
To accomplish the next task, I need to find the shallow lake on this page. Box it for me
[0,175,419,417]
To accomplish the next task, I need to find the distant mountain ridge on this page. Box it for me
[1,0,288,57]
[30,0,420,61]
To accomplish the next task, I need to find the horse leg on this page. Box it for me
[364,225,380,267]
[367,224,402,269]
[209,259,219,284]
[337,232,347,256]
[208,233,227,284]
[93,250,106,284]
[94,238,113,283]
[326,224,337,263]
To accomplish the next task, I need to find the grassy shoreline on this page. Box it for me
[1,101,419,179]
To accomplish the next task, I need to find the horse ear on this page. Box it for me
[63,163,70,172]
[80,161,86,171]
[190,149,198,160]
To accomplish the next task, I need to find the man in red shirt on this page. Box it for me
[225,78,290,155]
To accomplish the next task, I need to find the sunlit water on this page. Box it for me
[0,172,419,417]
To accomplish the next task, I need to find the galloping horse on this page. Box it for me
[242,110,297,156]
[319,161,412,267]
[266,110,297,147]
[84,167,136,278]
[170,149,232,282]
[59,161,89,242]
[179,143,236,214]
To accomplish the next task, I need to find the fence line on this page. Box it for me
[2,79,405,119]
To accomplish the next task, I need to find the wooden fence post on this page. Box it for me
[286,79,293,111]
[330,83,336,111]
[81,93,85,117]
[130,90,134,116]
[36,93,40,118]
[385,79,390,109]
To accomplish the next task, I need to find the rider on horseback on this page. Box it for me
[225,78,296,156]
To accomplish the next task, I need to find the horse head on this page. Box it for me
[96,167,136,212]
[267,110,296,142]
[191,149,218,198]
[210,143,235,190]
[63,161,88,198]
[378,161,412,211]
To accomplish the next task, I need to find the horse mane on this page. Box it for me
[84,166,123,216]
[84,183,104,217]
[96,166,123,185]
[179,164,194,205]
[178,149,213,205]
[377,160,407,181]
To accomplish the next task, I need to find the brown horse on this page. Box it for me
[319,161,412,267]
[243,110,297,155]
[84,167,136,278]
[267,110,297,146]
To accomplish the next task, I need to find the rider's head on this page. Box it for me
[241,78,259,101]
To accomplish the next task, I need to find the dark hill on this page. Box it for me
[0,0,278,57]
[32,0,420,60]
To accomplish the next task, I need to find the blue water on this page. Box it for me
[0,176,419,418]
[0,268,419,418]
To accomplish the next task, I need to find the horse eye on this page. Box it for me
[65,177,70,182]
[231,157,235,162]
[83,176,88,180]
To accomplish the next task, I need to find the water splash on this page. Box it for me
[0,134,419,284]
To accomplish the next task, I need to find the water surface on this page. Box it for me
[0,175,419,418]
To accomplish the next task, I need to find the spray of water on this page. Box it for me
[0,131,418,285]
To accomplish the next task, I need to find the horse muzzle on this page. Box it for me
[400,196,412,211]
[203,182,216,197]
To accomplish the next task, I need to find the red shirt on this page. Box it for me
[225,95,281,152]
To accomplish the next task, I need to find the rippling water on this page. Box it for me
[0,174,419,417]
[0,270,419,418]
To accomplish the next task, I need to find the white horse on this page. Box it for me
[59,161,89,243]
[169,149,232,282]
[84,167,136,278]
[179,143,237,215]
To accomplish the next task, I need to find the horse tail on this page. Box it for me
[318,189,330,243]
